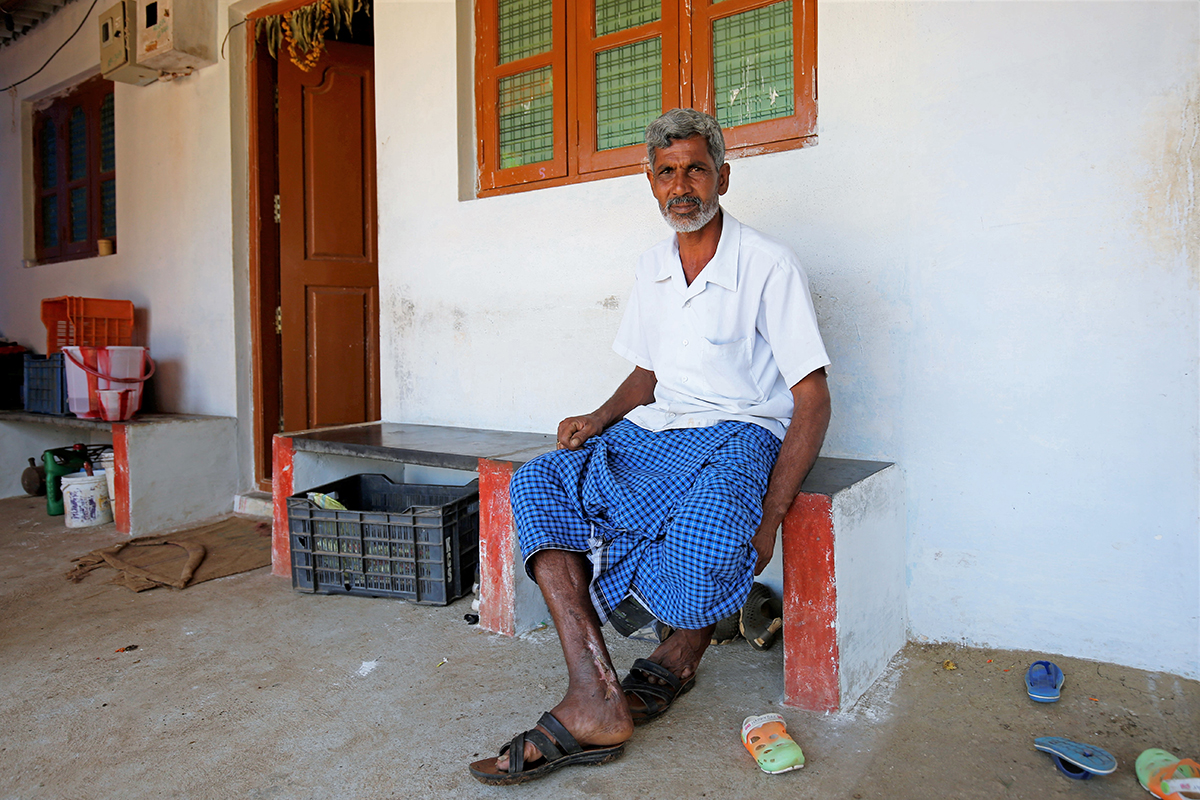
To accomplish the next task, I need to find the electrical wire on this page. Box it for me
[2,0,101,93]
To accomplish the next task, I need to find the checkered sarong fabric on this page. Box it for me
[510,420,781,630]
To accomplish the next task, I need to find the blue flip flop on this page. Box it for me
[1025,660,1065,703]
[1034,737,1117,780]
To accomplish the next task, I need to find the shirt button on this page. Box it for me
[668,413,676,419]
[681,376,689,383]
[682,339,689,346]
[684,301,691,308]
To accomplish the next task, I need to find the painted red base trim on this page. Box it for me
[271,435,294,578]
[782,491,839,712]
[112,424,130,535]
[477,458,516,636]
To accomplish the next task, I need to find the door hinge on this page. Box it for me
[273,194,281,224]
[274,306,282,335]
[274,85,279,111]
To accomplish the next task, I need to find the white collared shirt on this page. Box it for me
[613,211,830,440]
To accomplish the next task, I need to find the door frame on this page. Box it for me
[248,31,282,492]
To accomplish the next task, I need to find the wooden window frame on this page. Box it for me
[32,75,116,264]
[474,0,816,197]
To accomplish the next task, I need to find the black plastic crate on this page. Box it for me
[288,474,479,605]
[23,354,69,416]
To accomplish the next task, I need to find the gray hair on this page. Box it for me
[645,108,726,170]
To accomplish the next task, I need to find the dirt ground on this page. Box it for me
[0,493,1196,800]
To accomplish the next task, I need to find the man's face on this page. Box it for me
[647,135,730,234]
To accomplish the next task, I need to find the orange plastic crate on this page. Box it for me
[41,296,135,355]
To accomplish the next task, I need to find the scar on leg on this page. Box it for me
[587,639,621,701]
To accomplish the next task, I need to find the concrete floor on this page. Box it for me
[1,493,1196,800]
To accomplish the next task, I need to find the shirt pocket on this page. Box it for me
[699,337,762,402]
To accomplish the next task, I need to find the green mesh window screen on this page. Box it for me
[595,37,661,151]
[68,107,87,182]
[595,0,659,37]
[40,123,57,189]
[100,94,115,173]
[713,1,794,128]
[101,179,116,239]
[41,196,59,249]
[498,0,552,64]
[69,187,88,242]
[498,67,555,168]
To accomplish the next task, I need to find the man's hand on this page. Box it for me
[557,414,605,450]
[751,521,777,575]
[555,367,658,451]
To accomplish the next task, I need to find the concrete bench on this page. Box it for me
[0,410,238,535]
[270,422,905,712]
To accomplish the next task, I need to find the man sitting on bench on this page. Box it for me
[470,108,831,785]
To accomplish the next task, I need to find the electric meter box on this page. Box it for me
[136,0,216,73]
[99,1,159,86]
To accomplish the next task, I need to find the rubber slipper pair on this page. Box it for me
[621,657,695,726]
[1137,749,1200,799]
[740,582,783,651]
[711,611,741,645]
[742,713,805,774]
[1034,737,1117,780]
[468,711,625,785]
[1025,660,1065,702]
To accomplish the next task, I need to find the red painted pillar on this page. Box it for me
[781,491,839,712]
[112,423,130,535]
[477,458,516,636]
[271,435,295,578]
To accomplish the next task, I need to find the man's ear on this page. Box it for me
[718,162,731,195]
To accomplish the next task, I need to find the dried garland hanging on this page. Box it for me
[256,0,368,71]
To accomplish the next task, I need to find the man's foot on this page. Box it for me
[623,625,714,722]
[492,682,633,773]
[469,711,627,785]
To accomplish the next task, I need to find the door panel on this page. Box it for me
[306,285,374,426]
[278,41,380,432]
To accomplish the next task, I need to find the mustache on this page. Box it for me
[666,195,703,209]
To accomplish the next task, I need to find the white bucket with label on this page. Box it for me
[61,471,113,528]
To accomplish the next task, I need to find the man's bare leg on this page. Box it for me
[495,549,633,772]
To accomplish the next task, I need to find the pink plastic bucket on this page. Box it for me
[63,346,155,420]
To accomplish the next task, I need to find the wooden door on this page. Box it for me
[278,41,380,432]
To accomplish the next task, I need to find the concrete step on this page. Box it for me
[233,491,272,518]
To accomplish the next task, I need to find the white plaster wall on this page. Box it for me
[0,1,239,418]
[835,464,907,707]
[375,1,1199,677]
[123,416,238,533]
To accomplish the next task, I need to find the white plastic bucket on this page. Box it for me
[63,346,154,420]
[61,471,113,528]
[97,452,118,517]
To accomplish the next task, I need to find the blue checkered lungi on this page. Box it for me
[510,419,781,631]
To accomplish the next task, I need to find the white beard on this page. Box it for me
[661,194,720,233]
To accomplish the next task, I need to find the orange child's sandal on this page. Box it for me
[1136,749,1200,800]
[741,713,805,774]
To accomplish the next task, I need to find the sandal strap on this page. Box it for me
[498,719,569,775]
[500,731,526,774]
[537,712,582,756]
[524,727,566,762]
[627,658,682,691]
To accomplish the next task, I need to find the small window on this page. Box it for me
[33,75,116,263]
[474,0,816,195]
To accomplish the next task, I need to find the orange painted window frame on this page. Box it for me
[33,75,116,263]
[474,0,816,197]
